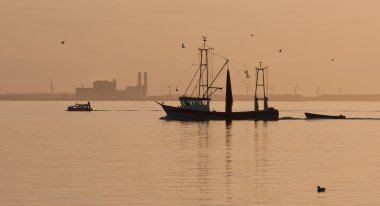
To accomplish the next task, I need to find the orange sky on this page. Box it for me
[1,0,380,95]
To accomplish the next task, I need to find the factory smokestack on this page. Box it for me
[143,72,148,97]
[137,72,142,86]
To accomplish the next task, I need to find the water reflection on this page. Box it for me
[196,121,210,202]
[173,120,273,204]
[253,121,270,204]
[225,121,233,202]
[3,101,380,206]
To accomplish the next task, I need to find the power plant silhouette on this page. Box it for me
[1,72,380,101]
[76,72,148,100]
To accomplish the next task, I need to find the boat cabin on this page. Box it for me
[179,97,210,111]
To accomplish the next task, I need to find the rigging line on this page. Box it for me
[190,82,197,97]
[210,51,229,61]
[184,65,200,96]
[210,48,214,79]
[226,58,257,69]
[203,59,229,97]
[175,65,193,89]
[175,52,201,88]
[229,62,254,91]
[209,50,257,86]
[190,74,200,97]
[190,64,206,97]
[184,46,203,96]
[266,67,269,97]
[242,64,255,92]
[208,88,221,97]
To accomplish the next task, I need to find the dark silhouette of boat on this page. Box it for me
[305,112,345,119]
[158,37,279,121]
[67,102,93,111]
[158,103,279,120]
[317,185,326,192]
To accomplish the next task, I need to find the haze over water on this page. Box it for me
[1,101,380,205]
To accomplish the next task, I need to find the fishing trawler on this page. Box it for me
[157,37,279,120]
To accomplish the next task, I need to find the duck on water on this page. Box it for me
[157,37,279,121]
[317,186,326,192]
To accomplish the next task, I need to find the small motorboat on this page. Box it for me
[67,102,93,111]
[305,112,345,119]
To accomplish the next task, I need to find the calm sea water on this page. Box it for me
[1,101,380,206]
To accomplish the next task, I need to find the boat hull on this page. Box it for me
[158,103,279,120]
[67,108,93,111]
[305,112,345,119]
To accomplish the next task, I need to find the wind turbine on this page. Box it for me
[294,84,299,95]
[78,80,84,88]
[50,79,54,94]
[316,86,320,96]
[167,85,172,96]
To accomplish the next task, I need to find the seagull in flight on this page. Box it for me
[244,70,250,78]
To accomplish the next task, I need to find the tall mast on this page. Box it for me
[254,62,269,111]
[205,38,209,98]
[198,36,209,98]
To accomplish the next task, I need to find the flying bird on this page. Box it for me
[181,43,185,48]
[61,40,65,45]
[244,70,250,78]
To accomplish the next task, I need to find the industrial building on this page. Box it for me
[75,72,148,100]
[125,72,148,99]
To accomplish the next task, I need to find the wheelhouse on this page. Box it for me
[179,97,210,111]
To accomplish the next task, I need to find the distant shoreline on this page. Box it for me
[2,93,380,101]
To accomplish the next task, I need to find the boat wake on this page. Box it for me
[92,109,161,112]
[279,117,380,120]
[345,117,380,120]
[279,117,304,120]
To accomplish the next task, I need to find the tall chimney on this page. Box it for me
[143,72,148,97]
[137,72,142,86]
